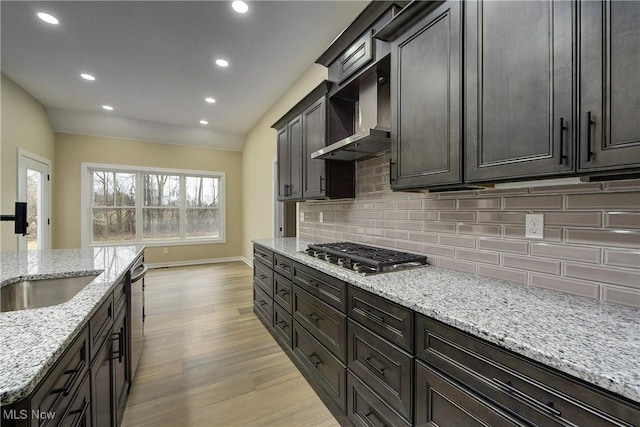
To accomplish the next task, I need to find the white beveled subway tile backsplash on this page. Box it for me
[299,154,640,307]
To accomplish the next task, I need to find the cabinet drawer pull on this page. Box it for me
[308,278,318,287]
[258,274,268,280]
[364,309,385,324]
[258,300,267,306]
[559,117,568,165]
[276,320,289,330]
[364,410,383,425]
[492,377,561,417]
[112,330,124,363]
[364,356,386,376]
[307,312,321,323]
[319,176,325,192]
[68,399,90,427]
[585,111,595,162]
[276,289,289,297]
[278,263,290,271]
[51,360,86,396]
[307,353,322,367]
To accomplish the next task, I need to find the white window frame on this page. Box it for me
[81,162,226,248]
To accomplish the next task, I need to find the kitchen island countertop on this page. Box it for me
[254,237,640,403]
[0,246,143,405]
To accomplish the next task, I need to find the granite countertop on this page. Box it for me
[254,237,640,404]
[0,246,144,405]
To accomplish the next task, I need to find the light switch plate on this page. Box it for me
[525,214,544,239]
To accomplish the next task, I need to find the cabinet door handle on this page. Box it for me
[319,176,325,192]
[389,159,396,183]
[68,399,90,427]
[112,330,124,363]
[585,111,595,162]
[51,360,86,396]
[364,356,385,376]
[492,377,561,417]
[307,312,321,323]
[559,118,568,165]
[307,353,322,367]
[364,410,383,425]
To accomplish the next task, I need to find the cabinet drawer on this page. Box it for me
[30,328,89,427]
[273,273,293,314]
[253,244,273,268]
[335,30,374,84]
[273,303,293,349]
[416,360,525,427]
[348,286,413,352]
[273,254,294,279]
[347,320,413,422]
[59,372,91,427]
[253,259,273,296]
[293,262,347,313]
[89,295,114,363]
[253,283,273,329]
[416,315,640,426]
[292,321,346,410]
[293,286,347,362]
[347,371,410,427]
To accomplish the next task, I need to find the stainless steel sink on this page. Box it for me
[1,274,99,312]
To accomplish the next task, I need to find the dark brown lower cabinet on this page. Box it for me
[113,306,129,426]
[292,321,346,411]
[273,303,293,349]
[59,373,91,427]
[415,360,524,427]
[253,282,273,330]
[347,372,410,427]
[91,335,113,427]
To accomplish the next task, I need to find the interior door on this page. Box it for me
[17,150,51,250]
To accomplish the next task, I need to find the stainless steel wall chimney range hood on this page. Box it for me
[312,67,391,161]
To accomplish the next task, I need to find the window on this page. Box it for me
[82,164,225,246]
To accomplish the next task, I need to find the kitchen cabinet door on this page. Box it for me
[579,0,640,172]
[303,97,327,199]
[390,0,463,189]
[91,338,113,427]
[113,307,129,426]
[465,0,575,182]
[277,125,290,200]
[288,115,303,200]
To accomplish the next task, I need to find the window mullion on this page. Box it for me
[180,175,186,240]
[136,172,142,243]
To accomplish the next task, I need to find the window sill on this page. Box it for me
[89,238,226,248]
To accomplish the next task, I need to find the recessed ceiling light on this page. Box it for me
[215,59,229,68]
[200,120,209,125]
[102,105,114,111]
[80,73,95,81]
[37,12,59,25]
[205,97,216,104]
[232,1,249,14]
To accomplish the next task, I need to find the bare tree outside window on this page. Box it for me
[92,171,136,242]
[142,174,180,240]
[185,176,220,239]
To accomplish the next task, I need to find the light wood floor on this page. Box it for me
[122,262,340,427]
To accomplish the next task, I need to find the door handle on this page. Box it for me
[559,118,568,165]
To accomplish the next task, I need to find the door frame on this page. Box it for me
[17,148,52,251]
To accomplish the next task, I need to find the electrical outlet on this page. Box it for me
[300,212,305,222]
[319,212,324,223]
[525,214,544,239]
[163,247,168,254]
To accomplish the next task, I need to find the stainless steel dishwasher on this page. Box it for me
[129,253,147,384]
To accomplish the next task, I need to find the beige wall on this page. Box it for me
[241,64,328,261]
[54,132,243,264]
[0,73,55,251]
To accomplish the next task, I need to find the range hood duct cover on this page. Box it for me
[312,69,391,161]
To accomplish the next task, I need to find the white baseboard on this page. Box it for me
[240,257,252,267]
[147,256,246,269]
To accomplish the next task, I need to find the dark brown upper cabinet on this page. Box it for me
[276,114,303,201]
[273,82,354,202]
[376,0,463,190]
[465,0,575,183]
[579,0,640,173]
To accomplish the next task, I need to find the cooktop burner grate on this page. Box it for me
[306,242,428,274]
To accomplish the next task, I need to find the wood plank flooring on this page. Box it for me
[122,262,340,427]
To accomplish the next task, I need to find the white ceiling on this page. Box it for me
[1,1,368,150]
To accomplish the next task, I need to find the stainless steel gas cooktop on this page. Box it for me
[304,242,428,275]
